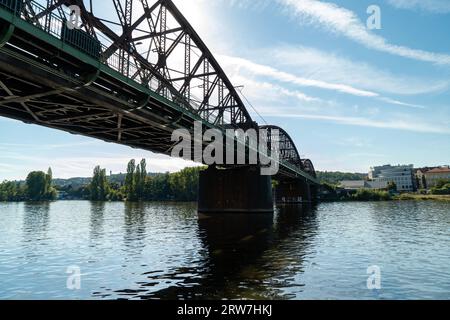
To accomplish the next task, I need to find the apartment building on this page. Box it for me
[369,165,415,192]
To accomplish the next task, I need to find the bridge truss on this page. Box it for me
[0,0,317,183]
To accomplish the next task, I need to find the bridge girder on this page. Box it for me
[23,0,253,126]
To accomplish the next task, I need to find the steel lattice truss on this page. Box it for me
[24,0,252,126]
[260,125,316,178]
[301,159,317,179]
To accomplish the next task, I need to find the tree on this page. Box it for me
[316,171,367,185]
[124,159,136,200]
[431,180,450,195]
[387,181,397,193]
[90,166,109,201]
[435,179,450,189]
[0,180,25,201]
[138,159,147,200]
[45,167,53,195]
[26,170,56,201]
[134,163,141,201]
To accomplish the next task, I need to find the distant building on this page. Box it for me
[366,180,389,190]
[415,168,431,189]
[369,165,415,192]
[340,180,365,190]
[416,166,450,189]
[339,180,388,191]
[423,167,450,188]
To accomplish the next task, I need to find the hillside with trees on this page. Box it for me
[316,171,367,185]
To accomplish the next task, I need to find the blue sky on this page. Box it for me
[1,0,450,179]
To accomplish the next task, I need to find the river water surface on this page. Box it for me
[0,201,449,300]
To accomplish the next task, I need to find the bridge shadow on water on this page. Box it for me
[138,204,319,300]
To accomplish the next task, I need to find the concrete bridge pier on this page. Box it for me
[275,179,316,204]
[198,166,274,214]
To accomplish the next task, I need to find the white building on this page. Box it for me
[340,180,388,190]
[369,165,415,192]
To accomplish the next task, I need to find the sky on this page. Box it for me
[1,0,450,180]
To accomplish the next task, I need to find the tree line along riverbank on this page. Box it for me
[320,179,450,202]
[0,159,203,202]
[1,165,449,202]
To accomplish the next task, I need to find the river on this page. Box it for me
[0,201,448,300]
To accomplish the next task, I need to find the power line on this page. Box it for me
[236,86,268,125]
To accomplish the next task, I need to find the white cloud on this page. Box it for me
[279,0,450,65]
[267,113,450,134]
[219,54,379,97]
[220,52,436,110]
[231,74,323,103]
[388,0,450,13]
[269,46,448,96]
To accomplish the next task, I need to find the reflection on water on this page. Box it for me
[123,202,147,258]
[0,201,448,300]
[89,202,105,245]
[22,202,51,261]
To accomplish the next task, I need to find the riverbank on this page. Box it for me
[394,194,450,202]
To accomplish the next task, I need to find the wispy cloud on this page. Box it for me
[232,74,323,103]
[221,53,433,109]
[387,0,450,13]
[269,45,448,96]
[278,0,450,65]
[267,113,450,134]
[219,54,379,97]
[336,137,373,148]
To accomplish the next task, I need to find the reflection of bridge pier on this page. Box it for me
[141,204,318,299]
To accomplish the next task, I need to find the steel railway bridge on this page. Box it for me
[0,0,319,213]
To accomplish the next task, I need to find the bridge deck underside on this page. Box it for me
[0,51,183,155]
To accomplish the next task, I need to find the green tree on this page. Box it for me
[134,163,141,201]
[430,180,450,195]
[317,171,367,185]
[352,189,392,201]
[90,166,109,201]
[125,159,136,201]
[387,181,397,193]
[435,179,450,189]
[0,180,25,201]
[45,167,53,194]
[145,172,171,201]
[138,159,147,200]
[26,170,56,201]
